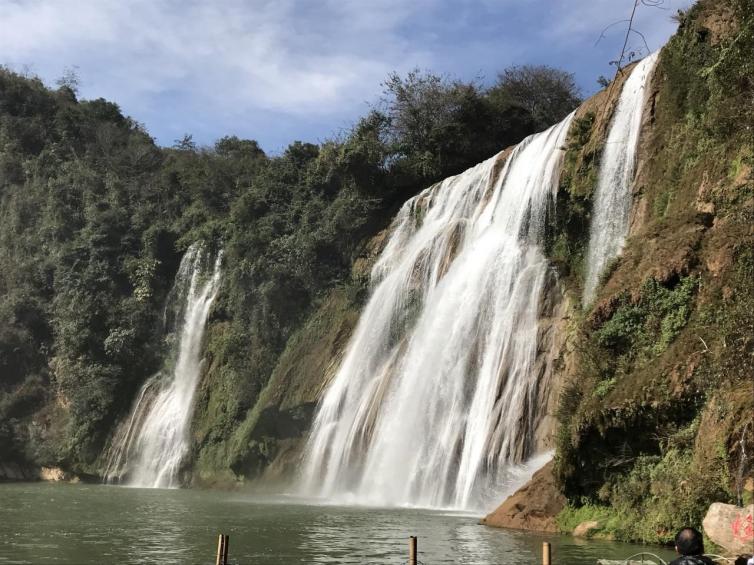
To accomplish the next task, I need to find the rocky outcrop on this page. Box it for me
[189,224,395,485]
[573,520,602,538]
[0,463,80,482]
[702,503,754,556]
[39,466,79,482]
[481,461,565,533]
[532,287,574,452]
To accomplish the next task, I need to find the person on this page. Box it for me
[668,527,716,565]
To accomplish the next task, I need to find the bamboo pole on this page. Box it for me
[542,541,551,565]
[215,534,223,565]
[409,535,418,565]
[215,534,229,565]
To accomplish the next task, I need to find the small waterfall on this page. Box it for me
[300,113,574,510]
[582,52,659,304]
[104,243,223,488]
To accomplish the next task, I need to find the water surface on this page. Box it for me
[0,483,676,564]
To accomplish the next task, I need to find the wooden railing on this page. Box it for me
[211,533,737,564]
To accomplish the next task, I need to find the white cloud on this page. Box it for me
[0,0,693,148]
[0,0,433,115]
[545,0,692,54]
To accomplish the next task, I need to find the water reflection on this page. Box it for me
[121,489,193,564]
[0,484,677,565]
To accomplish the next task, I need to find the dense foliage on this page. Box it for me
[0,62,580,473]
[489,65,582,131]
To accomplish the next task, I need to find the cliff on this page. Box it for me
[487,0,754,543]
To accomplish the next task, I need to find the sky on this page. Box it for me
[0,0,694,153]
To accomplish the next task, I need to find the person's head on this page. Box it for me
[674,527,705,556]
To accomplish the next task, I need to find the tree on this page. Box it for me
[55,66,80,96]
[172,133,196,151]
[379,69,537,183]
[489,65,581,130]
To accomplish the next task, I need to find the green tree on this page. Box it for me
[489,64,582,130]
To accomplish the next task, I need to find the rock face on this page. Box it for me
[573,520,601,538]
[702,503,754,556]
[0,462,36,481]
[481,461,566,533]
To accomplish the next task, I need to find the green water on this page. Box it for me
[0,483,676,564]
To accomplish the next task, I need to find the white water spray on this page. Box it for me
[104,243,223,488]
[300,114,574,510]
[583,53,659,304]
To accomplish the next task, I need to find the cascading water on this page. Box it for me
[300,113,574,511]
[582,52,659,304]
[103,243,223,488]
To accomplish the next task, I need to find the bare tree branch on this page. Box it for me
[595,19,632,47]
[597,0,667,72]
[616,0,641,71]
[629,28,651,57]
[595,0,668,125]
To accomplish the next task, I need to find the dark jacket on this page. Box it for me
[668,556,717,565]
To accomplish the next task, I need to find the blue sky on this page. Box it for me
[0,0,693,153]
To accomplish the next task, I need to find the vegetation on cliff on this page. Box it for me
[553,0,753,544]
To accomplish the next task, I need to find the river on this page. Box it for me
[0,483,676,564]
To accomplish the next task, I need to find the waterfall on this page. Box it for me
[104,243,223,488]
[300,113,574,510]
[582,52,659,304]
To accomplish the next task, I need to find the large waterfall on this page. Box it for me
[104,243,223,488]
[582,53,659,304]
[300,114,574,510]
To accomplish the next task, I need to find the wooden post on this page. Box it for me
[216,534,229,565]
[409,535,418,565]
[542,541,551,565]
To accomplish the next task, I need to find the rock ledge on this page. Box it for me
[481,461,565,533]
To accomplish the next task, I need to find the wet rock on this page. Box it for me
[480,461,565,533]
